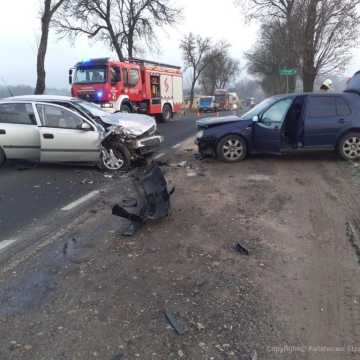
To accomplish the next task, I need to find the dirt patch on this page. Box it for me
[2,145,360,359]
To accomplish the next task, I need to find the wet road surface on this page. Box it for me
[0,113,201,243]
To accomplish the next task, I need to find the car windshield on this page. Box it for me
[74,66,107,84]
[240,97,279,119]
[215,94,226,102]
[200,97,213,104]
[73,100,109,118]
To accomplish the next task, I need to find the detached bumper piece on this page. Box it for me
[112,164,174,236]
[135,135,164,155]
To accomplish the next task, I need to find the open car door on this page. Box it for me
[253,98,293,154]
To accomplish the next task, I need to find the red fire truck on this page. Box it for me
[69,58,183,121]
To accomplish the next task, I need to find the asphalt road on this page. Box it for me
[0,113,201,244]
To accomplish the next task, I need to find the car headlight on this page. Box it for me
[196,130,204,139]
[113,126,136,137]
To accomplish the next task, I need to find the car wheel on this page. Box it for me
[338,132,360,161]
[217,135,247,162]
[99,144,131,172]
[120,103,132,113]
[159,104,172,122]
[0,147,5,168]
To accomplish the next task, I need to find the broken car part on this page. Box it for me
[164,310,186,335]
[234,242,250,256]
[112,164,174,236]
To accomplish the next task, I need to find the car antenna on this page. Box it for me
[0,77,14,97]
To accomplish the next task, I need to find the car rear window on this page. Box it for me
[0,103,36,125]
[307,97,337,117]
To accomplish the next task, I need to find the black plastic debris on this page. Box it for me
[156,160,170,167]
[164,310,186,335]
[112,164,174,236]
[234,242,250,256]
[111,353,124,360]
[193,153,204,160]
[121,197,138,208]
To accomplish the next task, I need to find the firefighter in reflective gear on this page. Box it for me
[320,79,333,92]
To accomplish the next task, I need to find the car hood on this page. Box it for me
[197,115,249,129]
[100,112,156,136]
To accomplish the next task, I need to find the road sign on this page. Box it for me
[279,68,297,76]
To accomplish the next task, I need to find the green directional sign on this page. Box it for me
[279,68,297,76]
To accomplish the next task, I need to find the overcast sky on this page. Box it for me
[0,0,359,89]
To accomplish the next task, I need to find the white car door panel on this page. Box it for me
[35,103,101,163]
[0,103,40,160]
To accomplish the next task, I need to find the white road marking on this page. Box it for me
[154,152,165,160]
[172,143,182,149]
[0,239,16,252]
[61,190,100,211]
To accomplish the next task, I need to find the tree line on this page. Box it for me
[36,0,241,102]
[239,0,360,95]
[35,0,359,100]
[35,0,181,94]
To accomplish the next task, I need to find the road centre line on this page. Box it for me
[0,239,17,252]
[154,152,165,160]
[61,190,100,211]
[172,143,182,149]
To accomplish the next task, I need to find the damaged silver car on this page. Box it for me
[0,95,163,171]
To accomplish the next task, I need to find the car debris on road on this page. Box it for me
[112,164,174,236]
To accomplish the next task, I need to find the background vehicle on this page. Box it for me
[0,95,163,171]
[214,89,230,111]
[245,97,256,108]
[196,92,360,162]
[198,96,218,113]
[70,58,183,122]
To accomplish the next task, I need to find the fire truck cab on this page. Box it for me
[69,58,183,122]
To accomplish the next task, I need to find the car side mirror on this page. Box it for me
[252,115,259,123]
[81,122,92,131]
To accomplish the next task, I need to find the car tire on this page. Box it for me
[338,132,360,161]
[159,104,172,122]
[0,147,5,168]
[216,135,247,162]
[120,103,132,113]
[99,144,132,172]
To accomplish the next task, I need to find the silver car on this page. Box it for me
[0,95,163,171]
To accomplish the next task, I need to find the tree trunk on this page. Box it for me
[189,79,196,110]
[35,8,51,95]
[302,0,317,92]
[303,69,316,92]
[107,22,124,61]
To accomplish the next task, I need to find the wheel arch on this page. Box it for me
[0,146,6,166]
[162,102,173,112]
[114,95,132,112]
[336,127,360,148]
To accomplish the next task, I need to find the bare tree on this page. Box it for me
[180,33,211,109]
[35,0,68,94]
[238,0,360,91]
[246,21,299,95]
[199,41,240,95]
[55,0,181,60]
